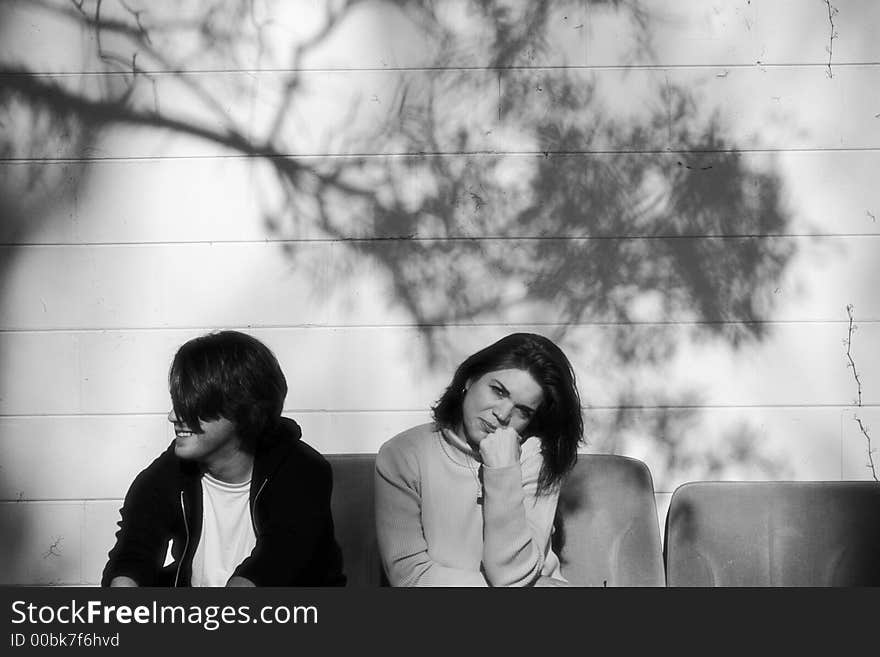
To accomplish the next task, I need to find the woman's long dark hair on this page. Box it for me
[432,333,583,494]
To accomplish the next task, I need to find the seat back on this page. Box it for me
[664,481,880,586]
[327,454,383,587]
[556,454,665,586]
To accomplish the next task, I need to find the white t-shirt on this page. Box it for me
[190,473,257,587]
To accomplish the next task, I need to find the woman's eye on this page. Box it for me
[491,385,503,396]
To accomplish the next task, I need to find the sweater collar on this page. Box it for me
[439,425,482,466]
[438,424,544,467]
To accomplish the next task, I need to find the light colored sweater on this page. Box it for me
[375,422,564,586]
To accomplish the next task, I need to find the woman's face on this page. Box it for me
[460,368,544,445]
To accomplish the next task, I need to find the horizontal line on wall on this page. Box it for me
[1,403,877,420]
[0,497,123,504]
[0,410,424,419]
[5,148,880,166]
[3,492,683,503]
[2,233,877,248]
[0,319,876,335]
[11,62,880,76]
[4,146,880,165]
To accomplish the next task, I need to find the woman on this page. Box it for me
[375,332,583,586]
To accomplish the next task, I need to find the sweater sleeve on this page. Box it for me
[480,447,559,587]
[375,440,488,587]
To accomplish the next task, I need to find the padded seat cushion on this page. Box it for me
[557,455,665,586]
[329,455,383,587]
[665,481,880,586]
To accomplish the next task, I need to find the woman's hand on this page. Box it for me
[479,427,522,468]
[534,575,571,587]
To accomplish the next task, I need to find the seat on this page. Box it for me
[329,452,665,587]
[664,481,880,586]
[556,454,666,586]
[327,454,384,587]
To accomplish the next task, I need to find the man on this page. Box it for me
[102,330,345,586]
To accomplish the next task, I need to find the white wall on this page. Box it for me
[1,0,878,585]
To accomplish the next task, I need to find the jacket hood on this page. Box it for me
[276,416,302,442]
[251,416,302,484]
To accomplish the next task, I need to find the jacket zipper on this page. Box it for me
[174,491,190,587]
[251,477,268,535]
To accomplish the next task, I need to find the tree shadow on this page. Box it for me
[1,1,799,488]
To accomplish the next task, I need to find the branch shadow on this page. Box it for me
[1,0,802,509]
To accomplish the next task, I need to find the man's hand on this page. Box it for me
[479,427,522,468]
[109,576,138,587]
[226,575,256,587]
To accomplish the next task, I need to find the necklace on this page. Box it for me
[439,428,484,505]
[466,457,484,505]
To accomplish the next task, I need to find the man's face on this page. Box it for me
[168,410,242,464]
[460,368,544,446]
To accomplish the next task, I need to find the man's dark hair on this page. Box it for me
[432,332,584,495]
[169,330,288,452]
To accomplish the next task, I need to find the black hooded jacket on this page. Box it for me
[102,417,346,586]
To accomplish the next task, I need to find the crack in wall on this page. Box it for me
[42,536,64,559]
[845,304,877,481]
[824,1,839,78]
